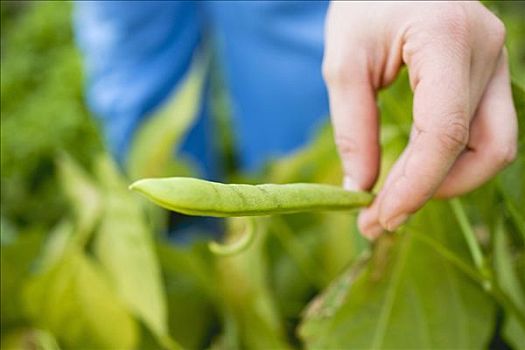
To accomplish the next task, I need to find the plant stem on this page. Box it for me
[449,199,486,274]
[497,181,525,243]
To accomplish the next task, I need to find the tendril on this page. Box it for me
[208,217,257,256]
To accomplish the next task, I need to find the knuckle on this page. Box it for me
[436,118,470,152]
[322,49,368,87]
[425,5,470,47]
[437,4,469,33]
[322,59,340,85]
[415,6,471,58]
[490,140,517,168]
[488,17,506,50]
[322,59,353,87]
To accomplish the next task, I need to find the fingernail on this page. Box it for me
[343,176,360,191]
[384,213,408,232]
[358,210,383,240]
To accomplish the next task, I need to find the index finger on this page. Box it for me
[376,41,472,231]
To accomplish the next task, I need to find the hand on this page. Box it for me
[323,2,517,239]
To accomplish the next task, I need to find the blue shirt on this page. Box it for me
[74,1,330,178]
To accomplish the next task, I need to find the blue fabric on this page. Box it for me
[74,1,330,176]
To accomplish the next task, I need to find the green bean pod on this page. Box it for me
[129,177,373,217]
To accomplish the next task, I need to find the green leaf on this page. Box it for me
[494,220,525,349]
[0,328,60,350]
[94,155,171,346]
[317,212,366,281]
[56,153,102,244]
[267,124,339,184]
[127,60,206,180]
[157,242,218,349]
[299,201,496,349]
[1,229,43,329]
[38,220,74,269]
[0,216,17,244]
[511,82,525,148]
[23,250,137,349]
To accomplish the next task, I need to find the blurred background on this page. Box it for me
[1,1,524,350]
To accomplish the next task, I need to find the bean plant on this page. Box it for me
[1,2,524,350]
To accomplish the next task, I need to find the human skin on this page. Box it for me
[323,1,518,239]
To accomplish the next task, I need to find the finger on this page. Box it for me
[323,53,380,191]
[435,52,518,198]
[377,40,472,231]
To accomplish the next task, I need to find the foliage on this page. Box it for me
[1,1,525,350]
[486,1,525,86]
[300,203,496,349]
[0,1,102,230]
